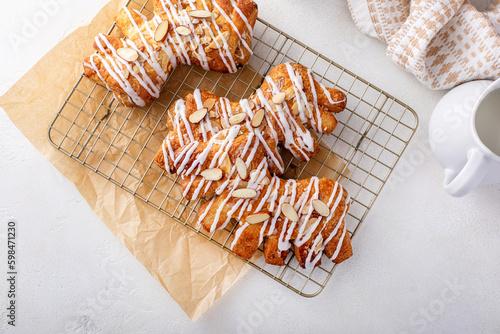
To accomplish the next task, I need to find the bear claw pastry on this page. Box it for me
[83,0,258,107]
[154,62,347,181]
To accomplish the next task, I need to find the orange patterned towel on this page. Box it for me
[348,0,500,89]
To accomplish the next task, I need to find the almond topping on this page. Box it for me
[117,47,139,62]
[281,203,299,222]
[248,101,255,109]
[161,55,170,69]
[236,180,248,189]
[272,92,286,104]
[188,9,212,18]
[206,31,229,52]
[251,109,265,128]
[233,188,257,199]
[219,155,232,172]
[312,199,330,217]
[314,235,324,254]
[291,101,300,115]
[188,108,208,123]
[203,98,216,110]
[260,176,270,185]
[235,158,248,180]
[201,36,212,45]
[200,168,223,181]
[249,169,260,181]
[246,213,270,225]
[210,120,221,131]
[121,68,130,79]
[301,203,311,215]
[285,87,295,100]
[304,104,313,118]
[154,21,170,42]
[229,113,246,125]
[303,218,318,234]
[175,26,191,36]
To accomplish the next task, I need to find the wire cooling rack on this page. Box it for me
[48,0,418,297]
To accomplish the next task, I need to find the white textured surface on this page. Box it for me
[1,0,500,333]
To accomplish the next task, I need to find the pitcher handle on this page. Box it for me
[443,148,491,197]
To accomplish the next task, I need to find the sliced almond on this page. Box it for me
[203,98,216,110]
[261,176,270,185]
[175,26,192,36]
[154,21,170,42]
[272,92,286,104]
[201,168,223,181]
[312,199,330,217]
[210,120,221,131]
[201,36,212,45]
[314,235,324,254]
[206,31,229,51]
[188,9,212,18]
[301,203,311,215]
[285,87,295,100]
[161,55,170,70]
[132,65,140,75]
[203,26,212,35]
[235,158,248,180]
[233,188,257,199]
[248,101,255,109]
[291,101,300,116]
[194,25,203,35]
[236,180,248,189]
[121,68,130,79]
[188,108,208,123]
[246,213,270,225]
[249,170,260,181]
[117,47,139,62]
[304,104,313,118]
[209,110,217,118]
[303,218,318,234]
[251,109,265,128]
[229,113,246,125]
[219,155,232,172]
[190,40,199,50]
[281,203,299,222]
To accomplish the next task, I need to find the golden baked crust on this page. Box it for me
[83,0,258,107]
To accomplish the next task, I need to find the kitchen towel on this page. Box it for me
[347,0,500,89]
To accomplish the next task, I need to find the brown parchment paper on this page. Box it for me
[0,0,249,321]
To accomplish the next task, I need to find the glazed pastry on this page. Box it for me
[83,0,258,107]
[198,175,352,269]
[154,62,347,180]
[161,129,352,268]
[153,63,351,268]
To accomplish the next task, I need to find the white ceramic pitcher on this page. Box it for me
[429,78,500,197]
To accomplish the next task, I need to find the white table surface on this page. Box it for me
[1,0,499,333]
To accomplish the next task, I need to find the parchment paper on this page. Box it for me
[0,0,350,321]
[0,0,249,321]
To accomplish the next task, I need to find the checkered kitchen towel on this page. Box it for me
[348,0,500,89]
